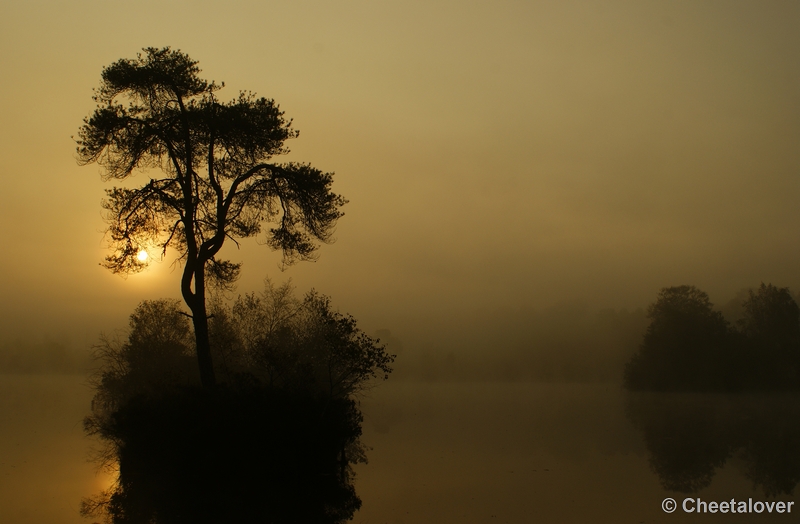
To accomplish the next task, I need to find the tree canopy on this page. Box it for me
[624,283,800,391]
[77,47,347,387]
[737,283,800,388]
[624,285,731,391]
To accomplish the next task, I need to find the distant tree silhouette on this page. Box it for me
[624,283,800,392]
[87,300,198,423]
[737,283,800,389]
[624,286,731,391]
[76,47,347,388]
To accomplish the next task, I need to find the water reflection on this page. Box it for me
[625,392,800,496]
[81,386,364,524]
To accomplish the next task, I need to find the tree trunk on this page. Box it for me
[185,261,217,389]
[192,305,217,389]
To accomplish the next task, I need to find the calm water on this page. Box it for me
[0,375,111,524]
[356,382,800,523]
[1,375,797,523]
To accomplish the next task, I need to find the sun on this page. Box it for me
[136,249,149,262]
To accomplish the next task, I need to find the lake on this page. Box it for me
[1,375,797,523]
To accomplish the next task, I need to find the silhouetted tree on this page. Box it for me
[625,283,800,392]
[77,47,347,388]
[624,286,731,391]
[87,300,198,425]
[737,283,800,389]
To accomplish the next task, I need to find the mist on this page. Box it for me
[1,0,800,522]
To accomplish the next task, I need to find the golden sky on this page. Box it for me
[0,0,798,349]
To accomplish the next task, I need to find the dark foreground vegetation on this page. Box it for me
[625,284,800,392]
[82,281,393,524]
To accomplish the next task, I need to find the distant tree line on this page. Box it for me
[624,284,800,391]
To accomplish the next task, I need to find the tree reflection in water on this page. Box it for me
[626,392,800,496]
[82,385,364,524]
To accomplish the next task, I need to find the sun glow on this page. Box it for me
[136,250,149,262]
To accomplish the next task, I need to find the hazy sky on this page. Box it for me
[0,0,798,351]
